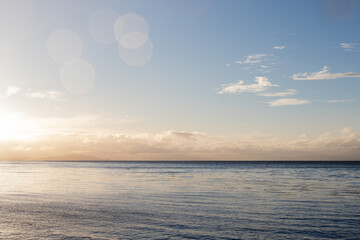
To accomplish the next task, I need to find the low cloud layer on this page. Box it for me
[292,66,360,80]
[1,128,359,161]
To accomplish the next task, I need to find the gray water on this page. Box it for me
[0,161,359,239]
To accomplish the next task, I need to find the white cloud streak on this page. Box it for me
[273,45,286,50]
[24,89,63,100]
[292,66,360,80]
[258,89,296,97]
[1,86,64,100]
[217,76,276,94]
[340,42,360,52]
[235,54,266,64]
[327,99,354,103]
[268,98,310,107]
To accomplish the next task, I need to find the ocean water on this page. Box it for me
[0,161,359,239]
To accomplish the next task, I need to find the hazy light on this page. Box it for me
[0,112,21,141]
[60,59,95,94]
[88,8,119,44]
[0,112,39,141]
[114,13,149,49]
[47,29,82,64]
[118,37,153,67]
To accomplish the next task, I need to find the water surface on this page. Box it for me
[0,161,359,239]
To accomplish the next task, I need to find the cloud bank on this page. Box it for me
[1,128,360,161]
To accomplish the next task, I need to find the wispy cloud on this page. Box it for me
[258,89,296,97]
[24,89,63,100]
[292,66,360,80]
[217,76,276,94]
[340,42,360,52]
[326,99,354,103]
[273,45,286,50]
[235,54,266,64]
[6,86,20,96]
[268,98,310,106]
[0,86,21,99]
[1,86,64,100]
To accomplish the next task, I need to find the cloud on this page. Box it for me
[6,86,20,96]
[341,43,354,49]
[340,43,360,52]
[1,86,64,100]
[235,54,266,64]
[0,86,20,99]
[2,127,360,161]
[24,89,63,100]
[217,76,276,94]
[342,127,352,135]
[169,130,204,140]
[268,98,310,106]
[327,99,354,103]
[258,89,296,97]
[273,45,286,50]
[292,66,360,80]
[226,63,230,67]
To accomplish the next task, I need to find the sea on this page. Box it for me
[0,161,359,239]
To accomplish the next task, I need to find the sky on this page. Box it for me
[0,0,360,160]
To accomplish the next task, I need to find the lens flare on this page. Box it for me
[118,37,153,67]
[114,13,149,49]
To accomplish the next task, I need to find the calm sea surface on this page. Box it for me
[0,161,359,239]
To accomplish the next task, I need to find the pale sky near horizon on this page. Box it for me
[0,0,360,160]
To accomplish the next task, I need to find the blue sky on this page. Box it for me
[0,0,360,160]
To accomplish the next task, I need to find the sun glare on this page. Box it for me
[0,112,39,141]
